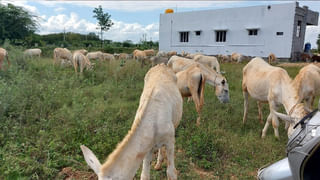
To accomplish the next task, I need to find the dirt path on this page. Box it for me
[58,167,97,180]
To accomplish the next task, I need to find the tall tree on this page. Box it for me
[93,5,114,48]
[0,3,38,41]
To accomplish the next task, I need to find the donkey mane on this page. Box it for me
[100,85,155,172]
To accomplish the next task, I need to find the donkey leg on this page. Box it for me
[165,139,177,180]
[242,91,249,124]
[190,86,201,126]
[262,113,272,138]
[270,102,280,139]
[257,101,263,124]
[141,150,153,180]
[272,113,280,139]
[154,146,165,170]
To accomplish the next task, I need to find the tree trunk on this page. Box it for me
[100,29,103,49]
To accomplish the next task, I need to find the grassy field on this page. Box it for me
[0,49,305,179]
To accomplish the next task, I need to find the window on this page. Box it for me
[216,31,227,42]
[180,32,189,42]
[248,29,258,36]
[276,32,284,36]
[195,31,201,36]
[296,21,301,37]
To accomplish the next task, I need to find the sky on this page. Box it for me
[1,0,320,48]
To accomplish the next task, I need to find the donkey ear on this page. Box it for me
[304,106,313,114]
[80,145,101,175]
[273,111,294,123]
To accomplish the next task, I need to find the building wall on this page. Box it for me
[291,5,308,61]
[160,3,297,58]
[291,4,319,61]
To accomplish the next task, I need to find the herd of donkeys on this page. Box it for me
[1,46,320,179]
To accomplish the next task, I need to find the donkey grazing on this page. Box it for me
[81,64,183,180]
[242,57,308,139]
[174,61,229,125]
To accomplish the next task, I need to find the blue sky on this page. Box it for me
[2,1,320,48]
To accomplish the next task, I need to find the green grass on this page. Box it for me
[0,50,305,179]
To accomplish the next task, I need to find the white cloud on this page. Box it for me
[40,12,96,34]
[36,1,246,12]
[39,12,159,43]
[54,7,65,12]
[40,15,46,19]
[1,0,38,14]
[34,0,59,7]
[106,21,159,42]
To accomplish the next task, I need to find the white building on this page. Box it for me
[159,2,318,60]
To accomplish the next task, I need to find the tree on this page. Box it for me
[0,3,38,42]
[317,34,320,52]
[93,5,114,48]
[123,40,133,47]
[87,32,99,41]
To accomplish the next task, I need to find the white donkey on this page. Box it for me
[293,64,320,110]
[81,64,183,180]
[242,57,308,139]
